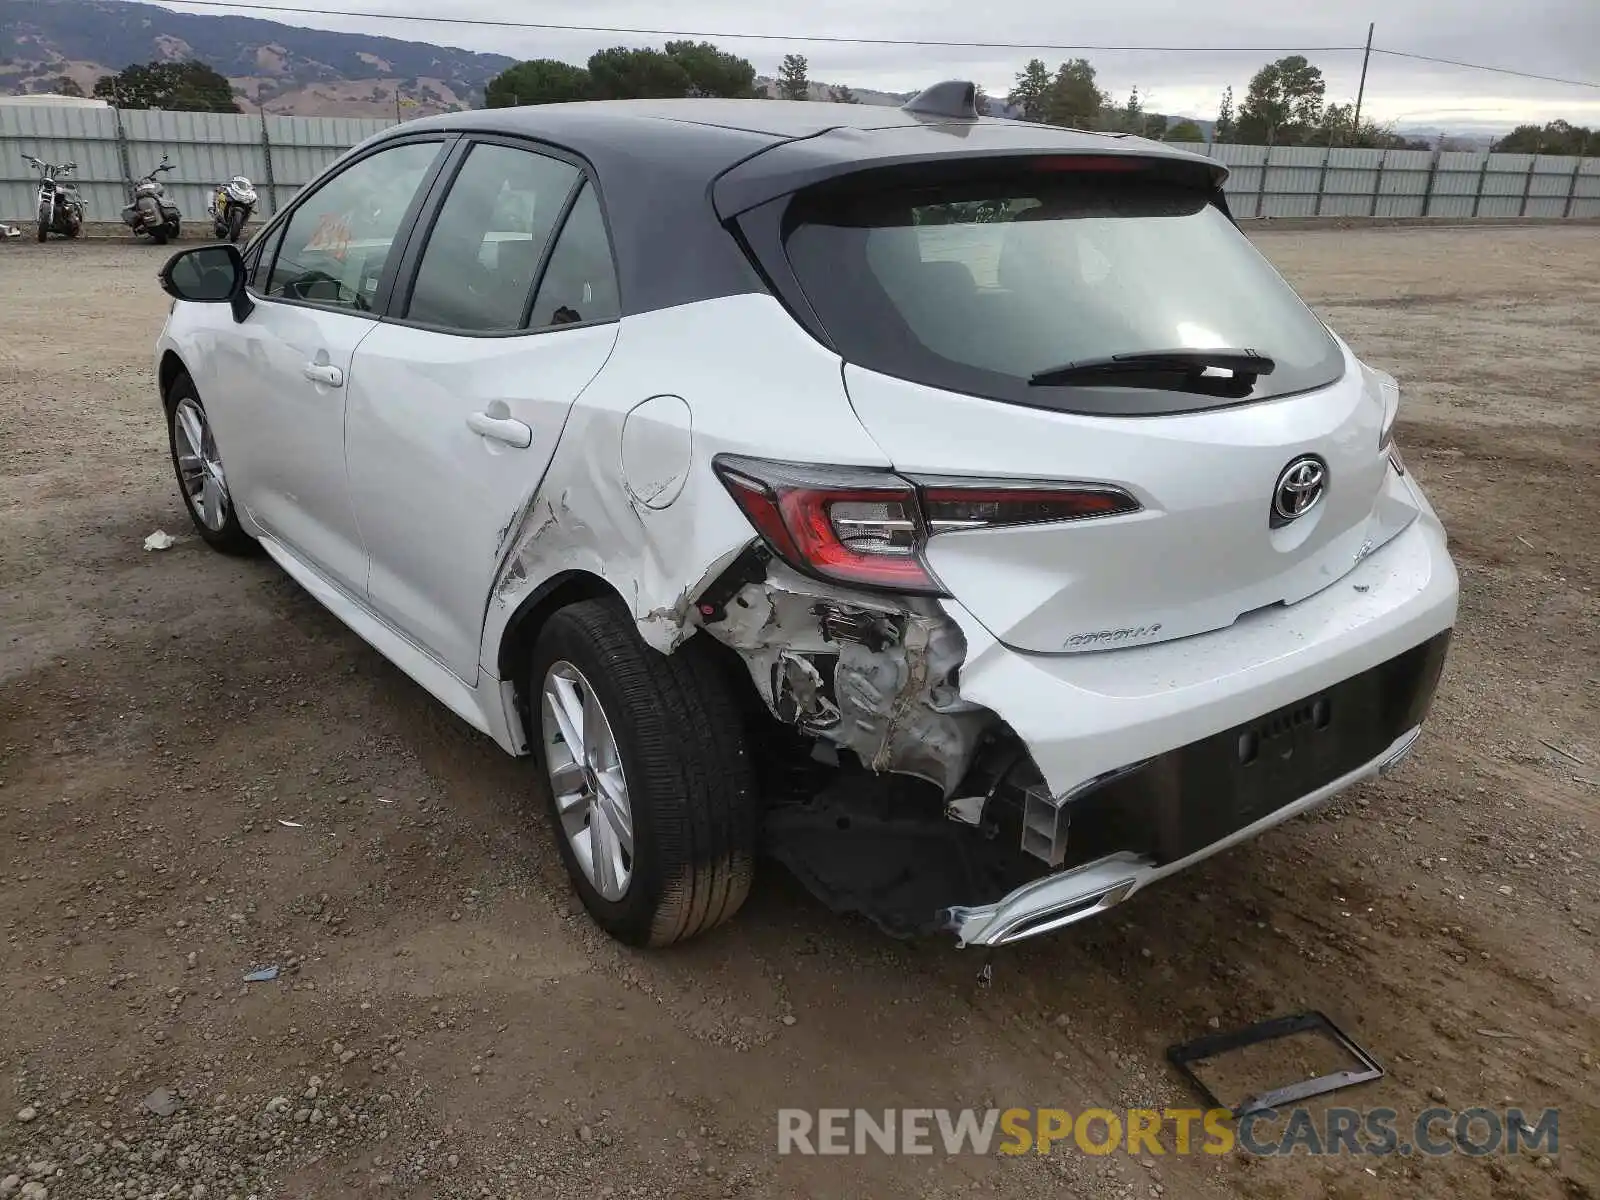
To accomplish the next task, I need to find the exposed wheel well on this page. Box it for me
[158,351,188,405]
[496,570,770,749]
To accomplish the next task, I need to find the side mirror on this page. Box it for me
[158,243,255,323]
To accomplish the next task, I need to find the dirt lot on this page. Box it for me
[1,227,1596,1200]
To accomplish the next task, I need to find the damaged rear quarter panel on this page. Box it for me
[479,293,891,668]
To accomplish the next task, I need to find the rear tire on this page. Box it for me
[530,601,758,947]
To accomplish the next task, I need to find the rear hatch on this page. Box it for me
[738,149,1401,654]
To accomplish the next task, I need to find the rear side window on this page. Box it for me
[529,182,619,330]
[406,144,580,332]
[782,164,1345,415]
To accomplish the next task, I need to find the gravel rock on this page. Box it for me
[14,1108,37,1124]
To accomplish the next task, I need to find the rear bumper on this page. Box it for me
[942,507,1458,800]
[937,507,1457,946]
[943,724,1426,947]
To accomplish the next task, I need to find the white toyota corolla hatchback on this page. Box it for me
[154,83,1458,950]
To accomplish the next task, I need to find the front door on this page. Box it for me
[347,144,622,681]
[230,138,447,593]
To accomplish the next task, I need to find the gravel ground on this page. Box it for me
[0,227,1596,1200]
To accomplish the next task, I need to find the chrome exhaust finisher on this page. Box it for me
[942,726,1425,948]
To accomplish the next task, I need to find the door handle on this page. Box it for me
[303,362,344,387]
[467,411,533,448]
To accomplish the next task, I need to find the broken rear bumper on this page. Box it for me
[943,724,1424,947]
[942,512,1458,802]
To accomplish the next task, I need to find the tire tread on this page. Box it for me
[536,601,756,946]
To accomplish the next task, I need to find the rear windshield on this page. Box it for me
[781,165,1345,415]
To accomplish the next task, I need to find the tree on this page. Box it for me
[93,60,239,112]
[776,54,810,101]
[1215,86,1235,142]
[484,59,591,107]
[1007,59,1053,123]
[1120,85,1144,133]
[664,40,757,98]
[1165,119,1204,142]
[829,85,859,104]
[1235,55,1325,145]
[974,85,991,116]
[1141,113,1169,140]
[52,75,84,97]
[1045,58,1105,129]
[1494,120,1595,155]
[586,47,691,99]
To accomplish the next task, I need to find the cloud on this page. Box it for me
[163,0,1600,128]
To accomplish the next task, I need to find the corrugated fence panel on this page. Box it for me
[120,108,271,226]
[0,103,125,221]
[5,103,1600,226]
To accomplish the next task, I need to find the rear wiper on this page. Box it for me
[1029,348,1277,390]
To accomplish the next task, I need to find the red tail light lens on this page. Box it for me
[918,482,1140,532]
[713,459,939,591]
[713,456,1141,595]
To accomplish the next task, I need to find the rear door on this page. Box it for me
[773,159,1398,654]
[224,137,447,592]
[345,139,621,682]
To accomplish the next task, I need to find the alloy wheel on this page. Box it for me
[540,661,635,901]
[173,397,230,532]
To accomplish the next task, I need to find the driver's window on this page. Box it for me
[266,141,441,313]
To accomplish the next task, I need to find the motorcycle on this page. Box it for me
[208,175,258,243]
[121,155,182,244]
[23,154,85,242]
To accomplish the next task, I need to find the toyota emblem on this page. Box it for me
[1272,456,1327,523]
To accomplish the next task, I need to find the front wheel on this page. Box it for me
[530,602,758,947]
[165,373,256,555]
[226,207,246,243]
[36,204,48,242]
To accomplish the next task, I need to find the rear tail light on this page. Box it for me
[712,455,1140,594]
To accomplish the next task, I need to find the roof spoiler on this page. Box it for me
[901,80,981,120]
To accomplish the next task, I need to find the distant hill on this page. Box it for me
[0,0,514,115]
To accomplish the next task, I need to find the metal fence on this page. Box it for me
[3,101,1599,223]
[1174,141,1600,220]
[0,103,394,223]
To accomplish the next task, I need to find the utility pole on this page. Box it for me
[1351,22,1374,135]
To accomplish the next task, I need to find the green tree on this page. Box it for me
[1164,119,1205,142]
[1007,58,1053,122]
[1142,113,1170,140]
[1493,120,1595,155]
[53,75,85,97]
[829,84,859,104]
[484,59,591,107]
[1120,85,1144,133]
[776,53,810,100]
[1045,58,1105,129]
[664,40,757,98]
[586,47,691,100]
[1214,86,1235,142]
[974,85,990,116]
[1235,55,1325,144]
[93,60,239,112]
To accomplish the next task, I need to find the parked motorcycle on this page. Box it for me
[208,175,258,243]
[121,155,182,244]
[23,154,85,242]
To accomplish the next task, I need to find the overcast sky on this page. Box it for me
[162,0,1600,131]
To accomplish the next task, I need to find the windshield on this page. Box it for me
[782,167,1345,416]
